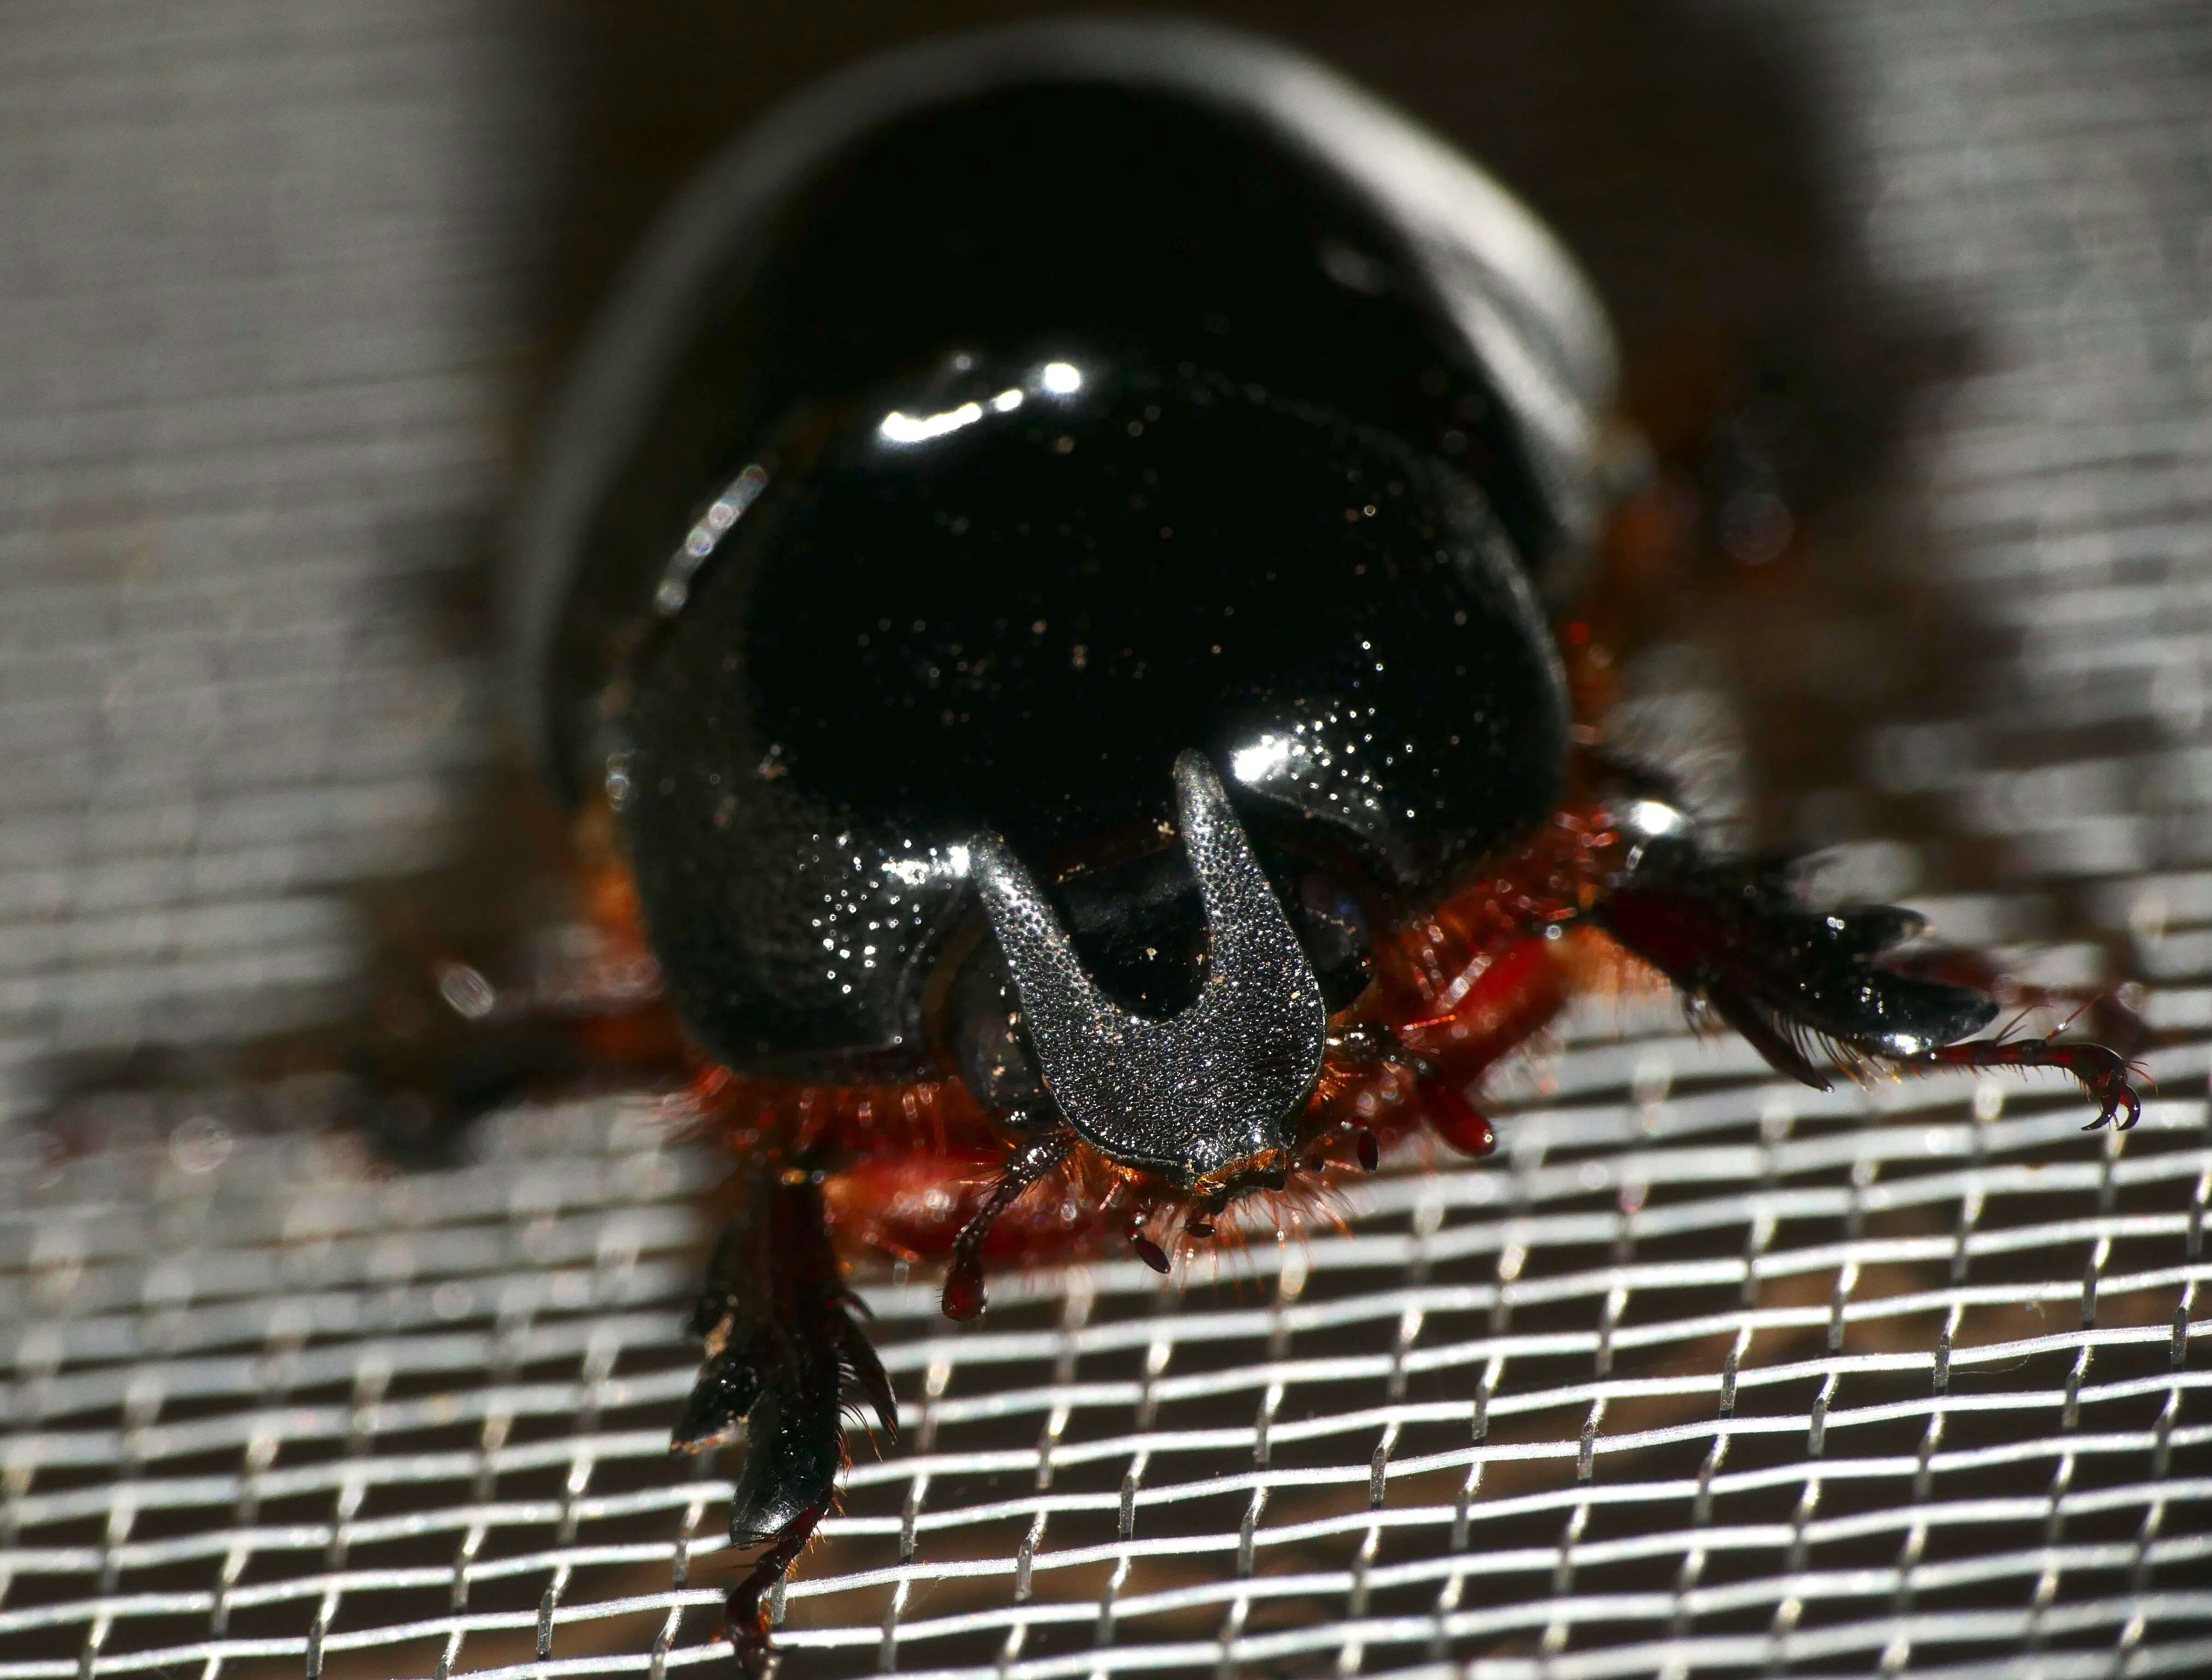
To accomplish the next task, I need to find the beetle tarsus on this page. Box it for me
[724,1502,820,1680]
[1872,1036,2144,1131]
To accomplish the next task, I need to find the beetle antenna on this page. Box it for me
[940,1126,1074,1322]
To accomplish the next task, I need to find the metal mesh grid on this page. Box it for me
[5,1,2212,1675]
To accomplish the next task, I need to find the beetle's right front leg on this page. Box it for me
[1591,816,2143,1129]
[672,1162,895,1676]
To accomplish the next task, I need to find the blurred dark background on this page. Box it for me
[537,2,1917,382]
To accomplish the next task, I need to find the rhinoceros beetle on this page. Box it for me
[501,20,2140,1669]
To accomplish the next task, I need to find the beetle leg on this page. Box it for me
[1594,831,2142,1126]
[1877,948,2153,1063]
[1873,1034,2143,1131]
[1320,932,1568,1165]
[940,1126,1075,1321]
[721,1510,815,1680]
[672,1166,894,1676]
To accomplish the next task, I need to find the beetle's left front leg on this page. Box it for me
[1593,821,2143,1129]
[672,1163,895,1676]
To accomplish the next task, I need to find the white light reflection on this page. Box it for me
[879,363,1080,447]
[1626,799,1688,839]
[879,402,984,444]
[881,844,972,887]
[654,461,770,615]
[1231,735,1293,784]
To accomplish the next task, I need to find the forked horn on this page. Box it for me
[970,750,1326,1184]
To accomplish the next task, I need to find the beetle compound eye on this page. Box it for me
[945,940,1054,1127]
[1295,869,1376,1010]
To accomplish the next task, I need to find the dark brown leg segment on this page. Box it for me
[940,1126,1074,1322]
[672,1167,895,1677]
[1596,829,2142,1129]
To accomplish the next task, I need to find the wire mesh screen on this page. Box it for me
[5,2,2211,1677]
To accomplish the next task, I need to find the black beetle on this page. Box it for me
[499,20,2138,1670]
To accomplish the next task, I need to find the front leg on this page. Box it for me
[673,1165,895,1676]
[1593,812,2143,1128]
[1880,1034,2141,1130]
